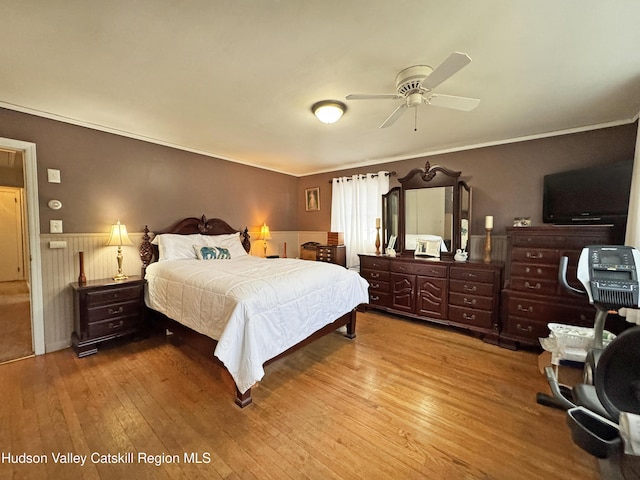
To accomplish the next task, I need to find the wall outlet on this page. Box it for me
[49,240,67,249]
[47,169,61,183]
[50,220,63,233]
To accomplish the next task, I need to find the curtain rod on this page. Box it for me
[329,171,396,183]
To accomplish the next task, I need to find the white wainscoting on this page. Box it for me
[39,230,330,353]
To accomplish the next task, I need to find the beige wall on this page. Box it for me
[298,123,638,236]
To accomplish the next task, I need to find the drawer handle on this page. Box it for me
[517,304,534,313]
[463,272,477,278]
[524,281,541,290]
[428,270,439,275]
[109,320,124,329]
[370,295,379,301]
[370,282,380,289]
[463,284,477,292]
[516,323,533,332]
[526,252,543,259]
[463,298,476,305]
[463,313,476,321]
[525,267,544,274]
[108,306,124,315]
[370,273,380,279]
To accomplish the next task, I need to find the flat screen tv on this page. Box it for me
[542,160,633,224]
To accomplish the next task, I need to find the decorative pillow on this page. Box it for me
[193,245,231,260]
[156,233,204,261]
[203,232,248,257]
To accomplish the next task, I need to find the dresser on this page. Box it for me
[500,225,617,348]
[71,276,146,357]
[359,254,502,343]
[316,244,346,267]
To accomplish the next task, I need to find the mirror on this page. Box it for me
[383,161,471,258]
[382,187,400,251]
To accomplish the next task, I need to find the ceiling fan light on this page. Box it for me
[312,100,346,124]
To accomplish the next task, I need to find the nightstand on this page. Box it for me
[71,276,146,357]
[316,245,346,267]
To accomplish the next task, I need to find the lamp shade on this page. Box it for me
[106,220,133,247]
[258,223,271,241]
[312,100,346,124]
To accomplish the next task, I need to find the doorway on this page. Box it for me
[0,138,44,360]
[0,155,33,362]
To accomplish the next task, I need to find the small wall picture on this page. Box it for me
[305,187,320,211]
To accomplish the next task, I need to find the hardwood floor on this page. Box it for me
[0,280,33,364]
[0,310,599,479]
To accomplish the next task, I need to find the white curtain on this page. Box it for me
[331,171,389,269]
[625,120,640,248]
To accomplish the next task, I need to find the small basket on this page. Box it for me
[548,323,616,350]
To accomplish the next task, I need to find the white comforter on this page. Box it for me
[145,256,369,393]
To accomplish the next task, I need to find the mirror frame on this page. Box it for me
[391,161,469,259]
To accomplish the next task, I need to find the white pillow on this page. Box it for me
[203,232,248,257]
[156,233,204,261]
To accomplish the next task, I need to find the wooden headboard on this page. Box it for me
[140,215,251,272]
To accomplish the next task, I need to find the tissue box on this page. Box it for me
[327,232,344,245]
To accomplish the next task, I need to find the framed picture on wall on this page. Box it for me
[305,187,320,211]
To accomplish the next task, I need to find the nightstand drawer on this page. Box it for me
[88,315,140,338]
[87,300,142,323]
[86,284,143,306]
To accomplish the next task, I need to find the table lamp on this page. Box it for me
[106,219,133,280]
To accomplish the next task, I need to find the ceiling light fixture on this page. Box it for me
[312,100,346,124]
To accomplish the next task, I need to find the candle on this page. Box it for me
[485,215,493,229]
[376,218,381,228]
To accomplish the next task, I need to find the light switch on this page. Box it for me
[50,220,63,233]
[47,169,61,183]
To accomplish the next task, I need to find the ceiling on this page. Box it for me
[2,1,640,176]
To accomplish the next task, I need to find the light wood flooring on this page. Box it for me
[0,310,599,479]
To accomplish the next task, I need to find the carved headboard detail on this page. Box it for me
[139,215,251,273]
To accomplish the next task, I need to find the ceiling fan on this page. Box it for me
[346,52,480,129]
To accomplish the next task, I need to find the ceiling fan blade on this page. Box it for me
[380,103,408,128]
[428,94,480,111]
[346,93,402,100]
[422,52,472,90]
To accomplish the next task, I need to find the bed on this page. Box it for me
[139,215,369,407]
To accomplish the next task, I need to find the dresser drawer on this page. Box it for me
[366,279,389,293]
[449,306,493,330]
[510,263,558,280]
[360,256,389,270]
[511,231,612,249]
[361,269,390,282]
[368,291,390,307]
[85,284,143,306]
[511,247,559,265]
[509,277,557,296]
[449,279,494,297]
[450,267,496,284]
[503,317,549,340]
[391,262,447,278]
[506,295,594,325]
[87,300,142,323]
[449,292,494,311]
[87,315,141,339]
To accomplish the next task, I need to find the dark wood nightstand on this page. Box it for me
[71,276,146,357]
[316,245,346,267]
